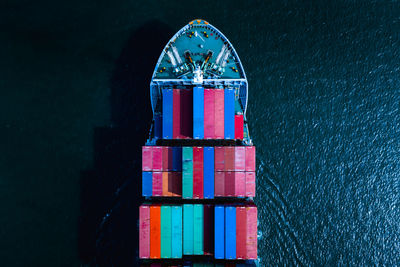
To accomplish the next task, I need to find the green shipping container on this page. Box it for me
[193,204,204,255]
[171,206,182,258]
[183,204,194,254]
[182,147,193,198]
[160,206,172,258]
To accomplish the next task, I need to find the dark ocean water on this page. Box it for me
[1,0,400,266]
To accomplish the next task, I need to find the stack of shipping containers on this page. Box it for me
[140,86,257,265]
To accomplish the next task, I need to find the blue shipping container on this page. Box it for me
[225,206,236,259]
[224,88,235,139]
[203,147,214,199]
[171,206,183,258]
[162,89,173,139]
[193,86,204,139]
[142,171,152,197]
[172,146,182,171]
[214,206,225,259]
[154,113,162,139]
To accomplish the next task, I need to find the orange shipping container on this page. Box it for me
[150,206,161,258]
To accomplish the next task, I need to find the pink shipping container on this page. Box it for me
[139,205,150,258]
[172,89,181,139]
[152,146,163,171]
[235,172,246,197]
[246,206,258,259]
[224,147,235,171]
[152,172,163,196]
[204,89,215,139]
[214,171,225,197]
[162,147,173,171]
[234,147,246,171]
[142,146,152,171]
[225,171,235,197]
[235,114,244,140]
[245,172,256,197]
[193,147,204,199]
[214,89,224,139]
[214,146,225,171]
[236,206,247,259]
[245,146,256,171]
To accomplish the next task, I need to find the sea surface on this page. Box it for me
[1,0,400,266]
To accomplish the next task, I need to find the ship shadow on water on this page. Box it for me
[78,21,174,267]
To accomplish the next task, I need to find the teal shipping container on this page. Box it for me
[171,206,182,258]
[193,204,204,255]
[183,204,194,255]
[182,147,193,198]
[160,206,172,258]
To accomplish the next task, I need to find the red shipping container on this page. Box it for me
[224,171,235,197]
[173,89,181,139]
[203,204,214,255]
[246,206,258,259]
[236,206,247,259]
[152,146,163,171]
[235,114,244,140]
[193,147,204,199]
[150,205,161,259]
[235,172,246,197]
[245,172,256,197]
[152,172,163,196]
[214,89,224,139]
[139,205,150,258]
[214,146,225,171]
[204,89,215,139]
[214,171,225,197]
[162,146,173,171]
[234,146,246,171]
[170,172,182,197]
[245,146,256,172]
[142,146,152,171]
[181,89,193,138]
[224,146,235,171]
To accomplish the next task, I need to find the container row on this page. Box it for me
[161,88,244,140]
[140,264,255,267]
[139,205,257,260]
[142,146,255,172]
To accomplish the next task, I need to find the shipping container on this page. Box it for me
[183,204,194,255]
[139,205,150,258]
[152,146,163,171]
[234,147,246,171]
[152,172,163,197]
[224,147,235,171]
[170,172,182,197]
[161,206,172,258]
[246,206,257,259]
[204,89,215,139]
[171,206,183,258]
[181,89,193,138]
[224,171,235,197]
[214,171,225,197]
[214,89,225,139]
[193,86,204,139]
[236,207,247,259]
[162,172,171,197]
[214,206,224,259]
[245,172,256,198]
[173,89,181,139]
[172,146,182,171]
[224,88,235,139]
[235,172,246,197]
[162,146,173,171]
[193,147,204,199]
[193,204,204,255]
[225,206,236,259]
[154,114,162,139]
[203,147,214,199]
[142,171,152,197]
[214,146,225,171]
[142,146,152,171]
[203,205,214,255]
[245,146,256,172]
[162,89,173,139]
[234,114,244,140]
[182,147,193,199]
[150,205,161,258]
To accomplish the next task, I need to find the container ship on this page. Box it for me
[139,19,258,267]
